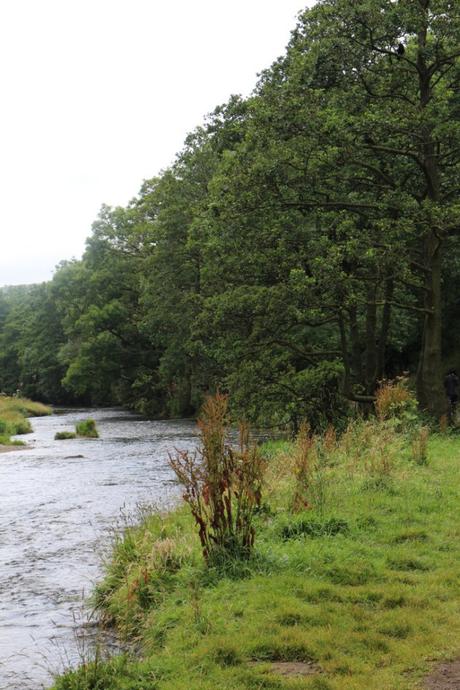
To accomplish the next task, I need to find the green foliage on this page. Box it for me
[76,419,99,438]
[0,284,73,403]
[0,395,51,443]
[55,431,77,440]
[0,436,25,446]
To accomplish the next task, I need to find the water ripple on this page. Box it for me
[0,408,197,689]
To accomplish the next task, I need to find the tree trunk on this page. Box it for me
[418,232,446,415]
[348,305,363,386]
[365,283,377,394]
[376,277,393,381]
[415,8,446,417]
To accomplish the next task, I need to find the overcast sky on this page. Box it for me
[0,0,309,286]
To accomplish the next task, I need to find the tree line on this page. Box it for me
[1,0,459,426]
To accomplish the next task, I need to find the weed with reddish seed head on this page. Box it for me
[169,393,266,564]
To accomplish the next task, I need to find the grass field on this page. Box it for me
[51,423,460,690]
[0,395,51,445]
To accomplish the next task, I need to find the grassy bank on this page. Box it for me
[0,395,51,445]
[52,424,460,690]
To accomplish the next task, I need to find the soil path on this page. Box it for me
[425,660,460,689]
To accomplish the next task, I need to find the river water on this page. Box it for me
[0,408,198,690]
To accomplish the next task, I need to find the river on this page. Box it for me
[0,408,198,690]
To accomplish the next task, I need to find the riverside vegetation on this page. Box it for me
[51,384,460,690]
[0,395,51,446]
[55,419,99,440]
[0,0,459,426]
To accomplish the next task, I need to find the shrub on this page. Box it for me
[76,419,99,438]
[169,393,266,563]
[55,431,77,440]
[375,377,419,429]
[290,360,348,433]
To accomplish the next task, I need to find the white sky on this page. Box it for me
[0,0,309,286]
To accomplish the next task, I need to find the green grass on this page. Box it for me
[76,419,99,438]
[0,395,51,445]
[51,428,460,690]
[55,431,77,440]
[0,435,26,446]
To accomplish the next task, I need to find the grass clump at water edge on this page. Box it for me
[76,419,99,438]
[0,395,51,445]
[55,431,77,440]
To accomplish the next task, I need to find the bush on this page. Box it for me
[76,419,99,438]
[169,393,266,564]
[375,378,419,429]
[55,431,77,440]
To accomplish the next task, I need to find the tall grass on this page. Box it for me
[0,395,51,444]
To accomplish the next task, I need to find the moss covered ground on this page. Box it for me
[51,426,460,690]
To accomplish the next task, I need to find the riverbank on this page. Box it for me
[0,395,51,445]
[51,422,460,690]
[0,443,30,452]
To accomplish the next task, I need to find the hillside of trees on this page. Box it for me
[1,0,459,428]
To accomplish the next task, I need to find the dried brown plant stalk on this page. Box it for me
[375,377,414,421]
[411,426,429,465]
[291,421,315,513]
[169,393,265,562]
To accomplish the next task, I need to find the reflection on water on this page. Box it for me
[0,408,197,689]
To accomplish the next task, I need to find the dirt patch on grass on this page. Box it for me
[249,661,321,677]
[425,660,460,689]
[270,661,321,676]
